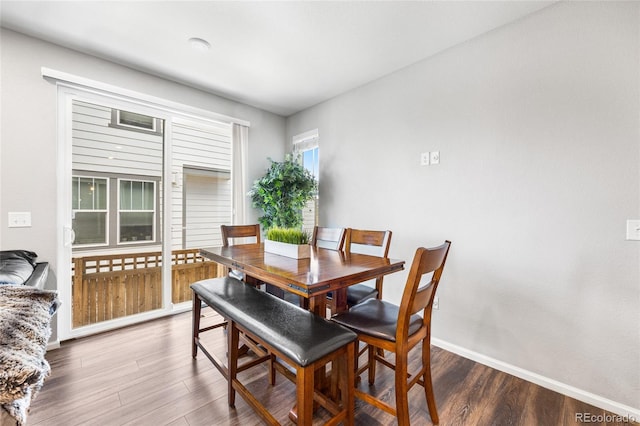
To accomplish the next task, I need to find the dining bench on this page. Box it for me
[190,276,357,426]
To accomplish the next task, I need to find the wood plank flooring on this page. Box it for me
[29,310,636,426]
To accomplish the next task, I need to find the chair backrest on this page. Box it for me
[221,224,261,247]
[397,241,451,339]
[311,226,346,251]
[344,228,392,258]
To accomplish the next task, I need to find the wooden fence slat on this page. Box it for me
[72,249,222,328]
[126,273,135,317]
[115,274,126,319]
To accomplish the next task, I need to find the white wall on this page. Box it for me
[287,1,639,414]
[0,29,286,337]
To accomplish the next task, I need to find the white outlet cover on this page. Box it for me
[430,151,440,165]
[626,220,640,241]
[8,211,32,227]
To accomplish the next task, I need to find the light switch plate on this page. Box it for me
[626,220,640,241]
[420,152,430,166]
[8,212,32,228]
[430,151,440,165]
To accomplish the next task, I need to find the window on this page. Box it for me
[72,174,159,249]
[110,109,163,135]
[302,147,319,178]
[72,177,108,246]
[118,179,156,243]
[293,129,319,232]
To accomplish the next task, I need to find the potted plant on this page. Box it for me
[249,154,318,230]
[249,154,317,258]
[264,227,311,259]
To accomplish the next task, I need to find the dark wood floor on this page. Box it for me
[30,310,635,426]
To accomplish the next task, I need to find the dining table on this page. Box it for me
[199,243,405,317]
[198,242,404,422]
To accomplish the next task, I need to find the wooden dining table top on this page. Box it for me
[199,243,405,315]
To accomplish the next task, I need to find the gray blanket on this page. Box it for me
[0,285,58,425]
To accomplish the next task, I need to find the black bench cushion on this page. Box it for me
[191,277,356,367]
[331,298,423,342]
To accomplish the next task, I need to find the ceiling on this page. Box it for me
[0,1,555,116]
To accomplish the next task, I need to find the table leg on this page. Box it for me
[308,294,327,318]
[332,288,348,314]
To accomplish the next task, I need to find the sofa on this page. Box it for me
[0,250,58,425]
[0,250,49,290]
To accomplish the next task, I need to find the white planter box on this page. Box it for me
[264,239,311,259]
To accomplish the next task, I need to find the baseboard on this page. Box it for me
[432,338,640,421]
[46,340,61,351]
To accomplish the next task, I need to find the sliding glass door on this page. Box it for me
[58,89,231,340]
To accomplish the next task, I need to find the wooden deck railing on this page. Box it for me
[72,249,224,328]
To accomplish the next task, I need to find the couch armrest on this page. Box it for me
[24,262,49,289]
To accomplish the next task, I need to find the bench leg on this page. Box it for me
[228,321,240,407]
[296,365,315,426]
[192,291,202,358]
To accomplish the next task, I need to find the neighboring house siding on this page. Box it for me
[183,173,230,249]
[72,101,232,251]
[72,101,163,177]
[302,198,316,235]
[171,120,232,249]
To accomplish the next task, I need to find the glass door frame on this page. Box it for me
[50,69,249,341]
[57,86,176,340]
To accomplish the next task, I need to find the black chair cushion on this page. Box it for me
[191,277,356,367]
[346,283,378,306]
[331,299,423,342]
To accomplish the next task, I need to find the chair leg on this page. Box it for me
[191,292,202,358]
[367,343,377,385]
[269,353,276,386]
[395,351,411,426]
[227,321,240,407]
[351,339,359,376]
[422,341,439,424]
[342,342,356,426]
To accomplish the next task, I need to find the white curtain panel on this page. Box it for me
[232,123,248,225]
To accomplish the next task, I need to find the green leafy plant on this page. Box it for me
[249,154,318,230]
[266,227,310,245]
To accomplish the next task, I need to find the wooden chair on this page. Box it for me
[221,224,261,247]
[220,224,261,285]
[311,226,346,251]
[327,228,392,316]
[331,241,451,426]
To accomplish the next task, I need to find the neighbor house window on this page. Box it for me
[118,179,156,243]
[72,176,109,246]
[72,174,159,249]
[110,109,163,135]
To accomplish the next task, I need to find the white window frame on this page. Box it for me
[71,175,110,248]
[110,108,164,135]
[117,178,157,245]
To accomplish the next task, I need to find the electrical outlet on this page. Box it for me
[420,152,430,166]
[433,296,439,310]
[430,151,440,165]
